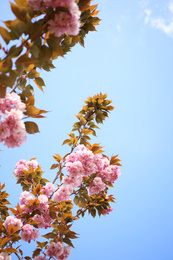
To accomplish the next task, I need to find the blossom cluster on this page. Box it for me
[0,93,27,148]
[27,0,81,37]
[45,242,71,260]
[14,159,38,179]
[53,145,121,202]
[3,216,71,259]
[19,189,54,229]
[21,224,39,243]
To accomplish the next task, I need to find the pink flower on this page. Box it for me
[27,160,38,170]
[59,245,71,260]
[54,185,73,202]
[46,242,64,258]
[0,93,27,148]
[21,224,39,243]
[0,252,11,260]
[102,207,114,216]
[14,159,39,180]
[3,216,23,231]
[34,256,47,260]
[32,213,53,229]
[41,183,55,196]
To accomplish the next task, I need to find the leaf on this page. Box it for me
[81,129,93,135]
[26,105,41,117]
[15,54,37,70]
[90,208,96,218]
[65,231,78,239]
[32,183,42,196]
[7,45,23,58]
[26,95,35,106]
[47,38,64,57]
[50,164,59,170]
[53,154,62,162]
[62,139,71,146]
[0,84,6,98]
[74,196,79,205]
[0,26,11,44]
[22,84,34,97]
[4,247,19,253]
[34,77,45,92]
[63,237,75,248]
[14,0,28,7]
[27,69,40,79]
[32,248,42,258]
[10,2,24,21]
[24,121,39,134]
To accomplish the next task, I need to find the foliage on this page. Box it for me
[0,1,121,259]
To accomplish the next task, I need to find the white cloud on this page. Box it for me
[139,0,150,9]
[144,1,173,37]
[116,24,122,31]
[144,9,152,24]
[169,1,173,13]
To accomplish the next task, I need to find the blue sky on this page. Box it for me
[1,0,173,259]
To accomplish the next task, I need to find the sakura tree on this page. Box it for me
[0,0,121,259]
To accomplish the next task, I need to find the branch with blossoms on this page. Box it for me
[0,0,100,145]
[0,93,122,260]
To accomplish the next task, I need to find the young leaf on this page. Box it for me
[24,121,39,134]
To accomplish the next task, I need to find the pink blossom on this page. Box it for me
[34,256,47,260]
[31,229,40,241]
[102,207,114,215]
[27,160,38,170]
[0,252,11,260]
[21,224,39,243]
[0,121,10,141]
[58,245,71,260]
[3,216,23,231]
[32,213,53,229]
[41,182,55,196]
[54,185,73,202]
[27,0,44,11]
[46,242,64,258]
[20,191,34,206]
[0,93,27,148]
[14,159,39,179]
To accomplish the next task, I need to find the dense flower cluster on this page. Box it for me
[33,243,71,260]
[3,215,23,231]
[27,0,81,37]
[19,190,54,229]
[14,159,38,179]
[21,224,39,243]
[46,242,71,260]
[54,145,121,201]
[0,93,27,148]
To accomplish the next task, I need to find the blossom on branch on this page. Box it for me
[0,93,27,148]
